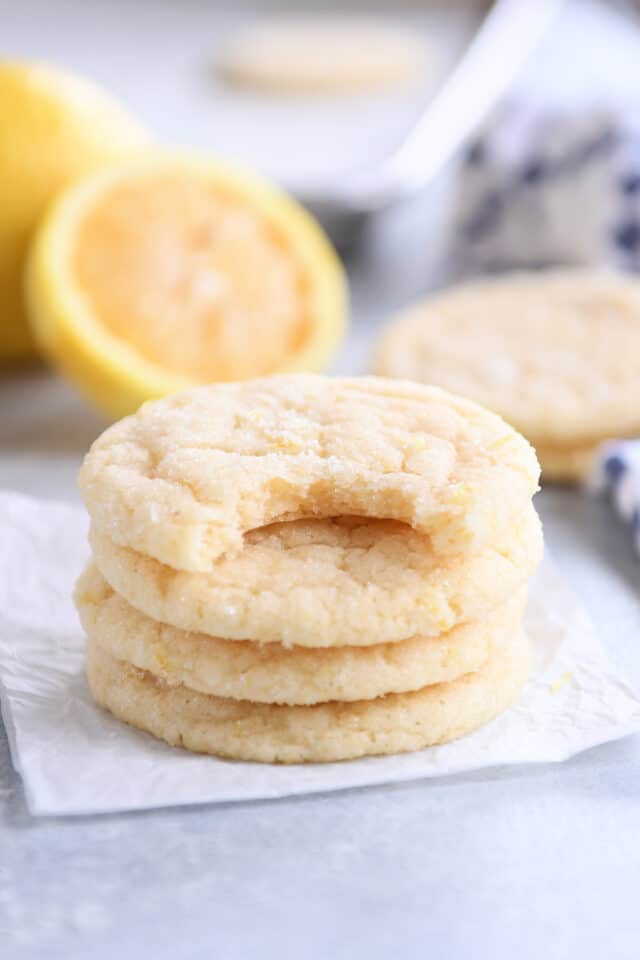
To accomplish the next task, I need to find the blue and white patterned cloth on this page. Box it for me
[590,441,640,552]
[453,104,640,275]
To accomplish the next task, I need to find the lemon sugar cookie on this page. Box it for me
[219,17,430,95]
[531,442,600,484]
[77,564,527,706]
[79,375,540,573]
[373,270,640,481]
[89,508,541,647]
[85,627,529,764]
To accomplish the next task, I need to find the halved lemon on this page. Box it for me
[26,152,347,418]
[0,60,148,361]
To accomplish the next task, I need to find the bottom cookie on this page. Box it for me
[85,629,529,764]
[535,441,599,483]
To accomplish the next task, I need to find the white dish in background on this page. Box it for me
[1,0,479,188]
[3,0,639,196]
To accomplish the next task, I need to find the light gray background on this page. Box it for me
[2,1,640,957]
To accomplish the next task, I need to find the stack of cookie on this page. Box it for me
[75,375,542,764]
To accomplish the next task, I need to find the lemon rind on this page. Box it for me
[26,150,348,418]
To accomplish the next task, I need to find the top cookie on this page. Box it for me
[374,270,640,445]
[79,374,539,572]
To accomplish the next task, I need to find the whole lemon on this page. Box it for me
[0,61,148,361]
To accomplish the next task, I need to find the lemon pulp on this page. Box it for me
[73,172,310,380]
[26,154,347,418]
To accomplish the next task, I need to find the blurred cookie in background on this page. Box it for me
[218,16,432,95]
[373,269,640,483]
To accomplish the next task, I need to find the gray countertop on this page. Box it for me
[2,1,640,956]
[3,302,640,960]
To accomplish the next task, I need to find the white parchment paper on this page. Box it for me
[1,491,639,817]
